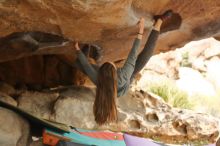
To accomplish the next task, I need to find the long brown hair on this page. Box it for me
[93,62,118,125]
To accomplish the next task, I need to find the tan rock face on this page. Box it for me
[0,0,220,62]
[0,1,220,144]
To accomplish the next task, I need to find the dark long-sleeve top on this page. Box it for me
[76,38,141,97]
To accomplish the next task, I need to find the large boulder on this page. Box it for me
[17,91,59,119]
[0,107,30,146]
[18,87,219,144]
[0,92,17,106]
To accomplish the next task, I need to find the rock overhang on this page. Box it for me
[0,0,220,63]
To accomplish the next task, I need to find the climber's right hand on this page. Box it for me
[75,42,80,51]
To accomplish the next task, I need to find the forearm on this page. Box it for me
[133,29,159,75]
[120,38,141,79]
[76,50,98,84]
[137,24,144,40]
[126,26,143,66]
[120,22,143,73]
[128,38,141,62]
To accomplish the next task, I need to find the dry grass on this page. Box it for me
[148,80,193,109]
[148,80,220,118]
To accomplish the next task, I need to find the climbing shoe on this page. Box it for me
[154,10,173,22]
[154,10,182,33]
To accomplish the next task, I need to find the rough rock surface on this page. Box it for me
[0,1,220,145]
[0,92,17,106]
[0,107,30,146]
[18,91,59,119]
[134,37,220,118]
[138,38,220,80]
[0,0,220,62]
[17,87,219,144]
[0,0,220,88]
[0,82,16,96]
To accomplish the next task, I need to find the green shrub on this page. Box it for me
[149,83,170,102]
[148,81,193,109]
[180,51,192,67]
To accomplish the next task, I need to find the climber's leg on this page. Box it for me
[131,10,174,80]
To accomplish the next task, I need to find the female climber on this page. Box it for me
[74,10,174,125]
